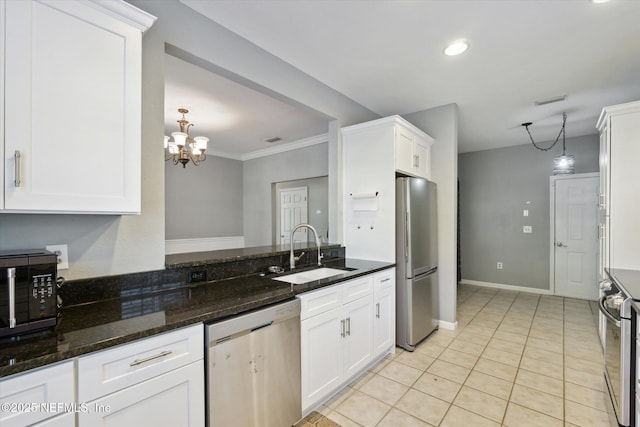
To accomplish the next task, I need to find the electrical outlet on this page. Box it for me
[188,270,207,283]
[497,262,503,270]
[523,226,533,233]
[46,244,69,270]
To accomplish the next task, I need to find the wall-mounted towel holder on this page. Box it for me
[349,191,379,211]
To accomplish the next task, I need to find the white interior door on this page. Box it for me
[553,175,599,300]
[279,187,308,245]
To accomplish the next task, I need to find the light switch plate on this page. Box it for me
[523,209,529,217]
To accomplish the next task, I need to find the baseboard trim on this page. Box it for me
[165,236,245,255]
[438,320,458,330]
[460,279,552,295]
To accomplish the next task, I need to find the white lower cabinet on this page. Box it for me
[299,269,395,412]
[77,324,205,427]
[373,269,395,358]
[0,361,74,427]
[78,361,204,427]
[31,413,75,427]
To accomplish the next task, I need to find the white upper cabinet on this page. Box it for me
[394,123,432,179]
[0,0,155,214]
[342,115,434,262]
[597,100,640,271]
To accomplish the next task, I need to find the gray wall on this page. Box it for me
[273,176,329,244]
[243,143,328,246]
[403,104,459,326]
[165,155,243,240]
[458,134,599,290]
[0,0,376,280]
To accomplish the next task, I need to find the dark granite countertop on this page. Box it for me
[0,258,393,378]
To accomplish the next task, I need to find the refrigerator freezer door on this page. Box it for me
[400,178,437,278]
[399,269,438,350]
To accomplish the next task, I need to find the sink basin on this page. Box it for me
[272,267,349,284]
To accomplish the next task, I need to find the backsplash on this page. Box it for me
[59,245,345,307]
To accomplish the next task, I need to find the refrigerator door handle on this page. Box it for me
[404,212,409,261]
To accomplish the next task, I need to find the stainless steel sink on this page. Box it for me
[272,267,349,284]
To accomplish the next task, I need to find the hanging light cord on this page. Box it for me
[523,112,567,152]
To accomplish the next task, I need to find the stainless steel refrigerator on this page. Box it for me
[396,177,438,351]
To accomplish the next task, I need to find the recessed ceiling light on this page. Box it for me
[444,40,469,56]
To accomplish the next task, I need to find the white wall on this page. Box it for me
[403,104,459,328]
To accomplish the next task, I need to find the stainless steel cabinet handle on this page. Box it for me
[130,350,172,367]
[346,317,351,336]
[380,278,390,283]
[14,150,21,187]
[8,268,16,328]
[598,224,606,240]
[376,303,380,319]
[413,154,420,168]
[340,319,346,338]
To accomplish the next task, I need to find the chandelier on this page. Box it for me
[164,108,209,168]
[522,112,575,175]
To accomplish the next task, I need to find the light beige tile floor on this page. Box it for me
[315,283,609,426]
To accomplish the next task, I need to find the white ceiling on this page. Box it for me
[164,54,330,158]
[173,0,640,154]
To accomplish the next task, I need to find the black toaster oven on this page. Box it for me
[0,249,58,338]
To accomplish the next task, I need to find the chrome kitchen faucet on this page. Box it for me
[289,223,323,270]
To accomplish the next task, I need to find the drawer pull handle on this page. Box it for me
[380,278,391,283]
[130,350,172,367]
[340,319,346,338]
[14,150,22,187]
[376,302,380,319]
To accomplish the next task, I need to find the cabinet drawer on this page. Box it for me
[342,276,373,304]
[78,323,203,402]
[299,284,342,320]
[0,361,74,427]
[78,360,205,427]
[374,269,395,291]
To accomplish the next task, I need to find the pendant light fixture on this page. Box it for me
[522,112,575,175]
[164,108,209,168]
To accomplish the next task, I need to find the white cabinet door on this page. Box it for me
[342,296,373,378]
[609,111,640,270]
[78,360,205,427]
[373,270,395,358]
[395,127,415,176]
[2,0,149,213]
[0,361,74,427]
[414,138,430,179]
[32,413,75,427]
[394,125,432,179]
[301,305,343,411]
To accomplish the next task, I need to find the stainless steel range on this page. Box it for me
[600,276,634,426]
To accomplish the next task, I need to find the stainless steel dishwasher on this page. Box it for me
[206,298,301,427]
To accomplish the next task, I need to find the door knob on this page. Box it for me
[556,242,568,247]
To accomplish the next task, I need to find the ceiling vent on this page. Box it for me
[534,95,567,106]
[264,137,282,143]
